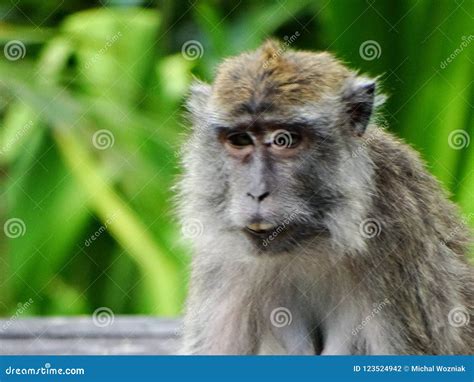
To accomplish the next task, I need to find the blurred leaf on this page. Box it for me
[62,8,161,103]
[54,128,181,315]
[0,25,54,44]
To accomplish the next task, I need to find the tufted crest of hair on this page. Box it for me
[213,40,350,111]
[187,40,376,120]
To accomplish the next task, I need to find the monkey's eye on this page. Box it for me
[271,130,302,149]
[226,132,253,148]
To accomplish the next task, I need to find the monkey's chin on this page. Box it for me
[242,224,330,255]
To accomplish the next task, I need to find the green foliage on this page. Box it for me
[0,1,472,317]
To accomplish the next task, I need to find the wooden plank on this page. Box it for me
[0,316,182,355]
[0,338,180,355]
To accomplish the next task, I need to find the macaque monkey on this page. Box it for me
[177,40,473,354]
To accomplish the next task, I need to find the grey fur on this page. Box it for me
[177,43,473,355]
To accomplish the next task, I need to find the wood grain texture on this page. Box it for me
[0,316,182,355]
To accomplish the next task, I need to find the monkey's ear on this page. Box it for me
[186,80,212,125]
[342,77,377,137]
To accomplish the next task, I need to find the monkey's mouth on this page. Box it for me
[243,220,297,253]
[245,222,277,236]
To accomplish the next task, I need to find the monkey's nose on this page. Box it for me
[246,191,270,202]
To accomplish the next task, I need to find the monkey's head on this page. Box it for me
[180,40,382,255]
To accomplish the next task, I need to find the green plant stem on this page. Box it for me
[54,127,181,316]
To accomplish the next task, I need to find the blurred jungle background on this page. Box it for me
[0,0,473,318]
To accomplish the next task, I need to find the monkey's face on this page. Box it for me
[182,41,378,255]
[211,118,342,253]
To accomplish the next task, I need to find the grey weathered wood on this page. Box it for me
[0,316,182,355]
